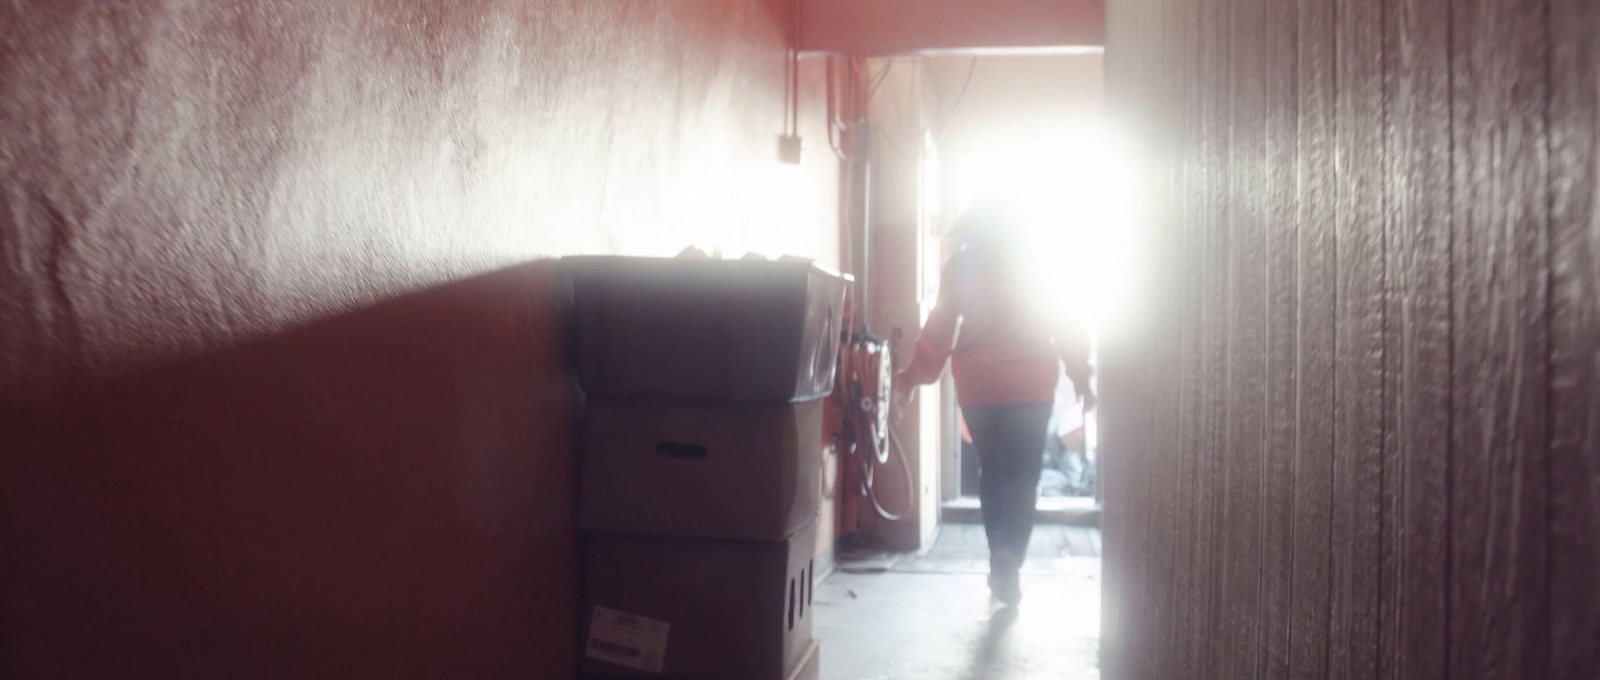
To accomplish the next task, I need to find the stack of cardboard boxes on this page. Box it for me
[566,257,849,680]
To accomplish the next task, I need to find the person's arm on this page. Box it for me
[1053,320,1095,408]
[894,260,962,393]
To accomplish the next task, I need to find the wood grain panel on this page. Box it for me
[1449,0,1551,678]
[1380,0,1452,678]
[1257,0,1300,674]
[1101,7,1157,674]
[1290,1,1337,678]
[1101,1,1600,679]
[1221,0,1269,675]
[1167,0,1207,675]
[1547,0,1600,677]
[1102,0,1161,673]
[1330,0,1386,677]
[1134,0,1193,675]
[1099,3,1129,673]
[1191,0,1232,674]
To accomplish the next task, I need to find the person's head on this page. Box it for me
[947,197,1024,265]
[949,198,1018,254]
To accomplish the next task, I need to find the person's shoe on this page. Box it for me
[988,548,1023,606]
[994,571,1023,607]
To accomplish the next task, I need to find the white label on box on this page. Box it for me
[586,606,670,674]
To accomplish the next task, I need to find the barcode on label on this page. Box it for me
[591,639,641,658]
[586,606,670,673]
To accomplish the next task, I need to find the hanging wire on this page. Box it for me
[865,57,896,105]
[864,418,916,522]
[870,124,916,163]
[838,338,914,523]
[936,56,980,145]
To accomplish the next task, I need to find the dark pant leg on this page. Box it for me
[992,403,1051,561]
[962,406,1005,559]
[965,402,1051,572]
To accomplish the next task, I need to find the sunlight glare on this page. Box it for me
[954,123,1141,334]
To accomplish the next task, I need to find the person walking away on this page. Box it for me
[893,202,1094,606]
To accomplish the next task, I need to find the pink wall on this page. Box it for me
[0,0,838,677]
[801,0,1104,54]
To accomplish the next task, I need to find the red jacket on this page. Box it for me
[896,248,1091,407]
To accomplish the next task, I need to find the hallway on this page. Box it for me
[815,525,1102,680]
[2,0,1596,677]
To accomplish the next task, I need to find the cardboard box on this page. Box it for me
[565,256,849,404]
[581,524,818,679]
[581,398,822,542]
[786,641,820,680]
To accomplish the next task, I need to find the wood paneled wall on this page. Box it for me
[1100,0,1598,678]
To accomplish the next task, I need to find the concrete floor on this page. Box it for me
[813,525,1101,680]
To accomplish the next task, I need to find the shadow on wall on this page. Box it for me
[1,261,582,678]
